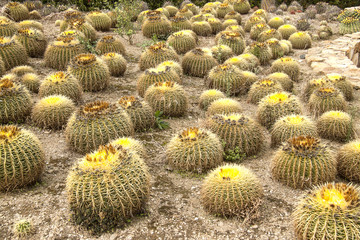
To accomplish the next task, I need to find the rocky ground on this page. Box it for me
[1,4,360,240]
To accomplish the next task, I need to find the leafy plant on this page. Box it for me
[154,111,170,130]
[137,35,159,50]
[222,141,246,162]
[78,37,98,54]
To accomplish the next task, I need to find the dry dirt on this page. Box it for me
[0,5,359,240]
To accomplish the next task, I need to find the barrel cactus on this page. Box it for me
[289,31,312,49]
[19,72,40,93]
[340,17,360,35]
[218,31,245,55]
[207,17,223,34]
[211,45,234,64]
[244,16,266,32]
[257,29,282,42]
[233,0,251,14]
[14,27,46,57]
[111,137,147,159]
[139,42,179,71]
[182,48,218,77]
[18,20,43,32]
[156,60,183,77]
[337,140,360,182]
[245,42,272,65]
[247,79,283,104]
[303,78,332,101]
[0,16,18,37]
[101,52,127,77]
[267,72,293,92]
[166,30,196,54]
[266,38,285,59]
[278,24,297,40]
[207,98,242,116]
[3,2,29,22]
[317,111,355,142]
[270,57,300,81]
[86,11,112,31]
[66,18,97,42]
[95,35,126,56]
[0,36,28,70]
[308,87,347,117]
[142,15,171,39]
[216,3,234,18]
[250,23,270,40]
[268,17,284,29]
[199,89,226,110]
[326,73,354,101]
[192,21,212,36]
[170,16,192,32]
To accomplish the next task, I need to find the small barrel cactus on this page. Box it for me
[199,89,226,110]
[317,111,355,142]
[247,79,283,104]
[252,9,268,21]
[11,65,35,76]
[101,52,127,77]
[86,11,112,31]
[218,31,245,55]
[13,219,34,238]
[29,10,41,20]
[326,73,354,101]
[14,27,47,57]
[20,72,40,93]
[245,42,272,65]
[289,31,312,49]
[266,38,285,59]
[244,16,266,32]
[268,17,284,29]
[226,25,245,37]
[207,98,242,116]
[250,23,270,40]
[139,42,179,71]
[142,15,171,39]
[175,8,193,20]
[308,87,347,117]
[337,140,360,182]
[66,18,97,42]
[340,17,360,35]
[206,18,222,34]
[3,2,29,22]
[211,45,234,64]
[224,11,242,24]
[271,136,336,189]
[0,36,28,70]
[222,19,238,29]
[278,24,297,40]
[165,5,179,17]
[156,60,182,77]
[270,57,300,81]
[166,127,223,172]
[18,20,43,32]
[233,0,251,14]
[95,35,126,56]
[257,28,282,42]
[0,16,19,37]
[303,77,332,101]
[192,21,212,36]
[238,53,260,71]
[170,16,192,32]
[216,3,234,19]
[111,137,147,159]
[267,72,293,92]
[182,48,218,78]
[166,30,196,54]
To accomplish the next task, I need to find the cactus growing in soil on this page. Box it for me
[0,78,33,124]
[32,95,76,129]
[224,11,242,24]
[278,24,297,40]
[85,11,111,31]
[185,3,199,15]
[279,40,292,54]
[271,136,336,189]
[223,56,249,71]
[4,2,29,22]
[245,16,266,32]
[101,52,127,77]
[166,127,223,172]
[44,36,87,70]
[65,101,134,153]
[270,57,300,81]
[247,79,283,104]
[337,140,360,182]
[257,29,282,42]
[68,53,110,92]
[117,96,155,131]
[157,60,182,77]
[256,92,302,129]
[339,17,360,35]
[111,137,147,159]
[266,38,285,59]
[207,98,242,116]
[59,29,86,40]
[39,72,82,103]
[0,16,18,37]
[222,19,238,29]
[317,111,355,142]
[233,0,251,14]
[137,65,181,97]
[144,81,188,117]
[216,3,234,19]
[292,183,360,239]
[271,115,317,147]
[170,16,192,32]
[267,72,293,92]
[66,18,97,42]
[296,19,310,31]
[326,74,354,101]
[165,5,178,17]
[192,21,212,36]
[205,64,245,96]
[11,65,35,76]
[0,36,28,70]
[13,219,34,238]
[0,125,45,191]
[199,89,226,110]
[238,53,260,71]
[14,28,46,57]
[142,15,171,39]
[175,8,193,20]
[95,35,126,56]
[205,113,264,157]
[20,73,40,93]
[201,164,263,217]
[245,42,272,65]
[182,48,218,78]
[166,31,196,54]
[211,45,234,64]
[218,31,245,55]
[308,87,347,117]
[19,20,43,32]
[289,31,312,49]
[268,17,284,29]
[252,9,268,21]
[139,42,179,71]
[190,14,205,23]
[303,78,332,101]
[29,10,41,20]
[250,23,270,40]
[66,144,150,232]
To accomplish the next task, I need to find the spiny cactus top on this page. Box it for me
[59,29,85,39]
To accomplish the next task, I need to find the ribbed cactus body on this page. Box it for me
[86,11,111,31]
[192,21,212,36]
[270,57,300,81]
[317,111,355,142]
[303,78,332,101]
[0,36,28,70]
[0,16,18,37]
[266,38,284,59]
[308,87,347,117]
[250,23,270,40]
[289,31,312,49]
[278,24,297,39]
[182,48,218,77]
[170,16,192,32]
[165,6,178,17]
[20,73,40,93]
[207,98,242,116]
[207,18,222,34]
[142,16,171,38]
[340,17,360,34]
[233,0,251,14]
[4,2,29,22]
[19,20,43,32]
[139,42,179,71]
[326,74,354,101]
[111,137,147,159]
[337,140,360,182]
[175,8,193,19]
[216,3,233,18]
[101,52,127,77]
[224,11,242,24]
[95,35,126,56]
[14,28,46,57]
[211,45,234,64]
[245,16,266,32]
[199,89,226,110]
[167,31,196,54]
[66,18,97,42]
[245,42,272,65]
[156,60,183,77]
[247,79,283,104]
[218,32,245,55]
[268,17,284,29]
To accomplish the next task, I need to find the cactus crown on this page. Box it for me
[153,81,175,89]
[273,17,281,21]
[315,87,338,97]
[327,74,345,82]
[227,25,241,31]
[103,52,116,58]
[0,78,15,90]
[223,31,241,39]
[48,72,69,83]
[205,89,222,96]
[73,54,97,66]
[218,64,232,71]
[99,35,115,43]
[341,17,359,24]
[192,48,212,56]
[65,10,83,20]
[173,31,184,37]
[0,36,13,46]
[54,36,80,46]
[258,79,276,87]
[81,101,112,116]
[324,111,349,119]
[193,21,208,25]
[283,136,321,153]
[265,92,290,104]
[280,57,295,63]
[81,145,124,171]
[250,42,267,48]
[281,24,295,29]
[178,127,207,142]
[8,2,20,7]
[264,29,276,35]
[254,23,266,29]
[212,114,249,126]
[160,61,176,67]
[219,3,229,8]
[0,17,11,25]
[118,96,142,109]
[218,166,241,181]
[145,65,170,75]
[0,125,20,142]
[89,10,102,16]
[254,9,265,15]
[249,16,262,22]
[286,115,305,124]
[60,30,81,37]
[310,78,329,86]
[314,183,359,210]
[171,16,187,22]
[17,28,37,37]
[294,31,306,37]
[43,95,63,105]
[68,18,86,28]
[149,42,167,52]
[147,15,162,21]
[178,8,189,13]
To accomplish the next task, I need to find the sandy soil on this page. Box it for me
[0,5,358,240]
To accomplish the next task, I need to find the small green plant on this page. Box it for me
[78,36,98,54]
[222,141,246,162]
[137,35,159,50]
[154,111,170,130]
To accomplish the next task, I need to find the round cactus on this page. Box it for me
[32,95,76,129]
[279,39,291,54]
[225,25,245,37]
[139,42,179,71]
[66,18,97,42]
[192,21,212,36]
[207,98,242,116]
[170,16,192,32]
[185,3,199,15]
[18,20,43,32]
[166,31,196,54]
[20,72,40,93]
[190,14,205,23]
[166,127,223,172]
[247,79,284,104]
[337,140,360,182]
[11,65,35,76]
[0,16,19,37]
[199,89,226,110]
[137,65,181,97]
[4,2,29,22]
[66,144,150,232]
[257,29,282,42]
[218,31,245,55]
[292,183,360,239]
[111,137,147,159]
[223,56,249,71]
[44,36,87,70]
[59,29,86,40]
[271,136,336,189]
[175,8,193,19]
[207,17,222,34]
[308,87,347,117]
[182,48,218,78]
[326,73,354,101]
[0,77,33,124]
[13,219,34,238]
[65,101,134,153]
[303,78,332,101]
[144,81,188,117]
[250,23,270,40]
[216,3,233,18]
[205,113,264,157]
[224,11,242,24]
[222,19,238,29]
[86,11,111,31]
[101,52,127,77]
[142,15,171,39]
[14,28,46,57]
[257,92,302,129]
[0,125,45,191]
[155,7,170,18]
[278,24,297,39]
[266,38,285,59]
[0,36,28,70]
[317,111,355,142]
[296,19,310,31]
[238,53,260,71]
[165,5,178,17]
[268,17,284,29]
[289,31,312,49]
[270,57,300,82]
[271,114,318,147]
[252,9,268,21]
[39,71,82,103]
[245,16,266,32]
[156,60,183,77]
[117,96,155,131]
[267,72,293,92]
[29,10,41,20]
[211,45,234,64]
[95,35,126,56]
[233,0,251,14]
[245,42,272,65]
[201,164,263,217]
[340,17,360,35]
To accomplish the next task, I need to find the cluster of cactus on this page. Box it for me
[166,127,223,172]
[271,115,317,147]
[266,39,285,59]
[14,28,46,57]
[199,89,226,110]
[270,57,300,81]
[86,11,112,31]
[39,71,82,103]
[271,136,336,189]
[296,19,310,31]
[308,87,347,117]
[182,48,218,78]
[250,23,270,40]
[289,31,312,49]
[218,31,245,55]
[278,24,297,40]
[32,95,76,129]
[245,16,266,32]
[65,101,134,153]
[211,45,234,63]
[95,35,126,56]
[66,144,150,232]
[166,31,196,54]
[326,73,354,101]
[247,79,283,104]
[317,111,355,142]
[157,60,183,77]
[142,15,171,39]
[207,98,242,116]
[0,125,45,191]
[170,16,192,32]
[4,2,29,22]
[101,52,127,77]
[117,96,155,131]
[0,36,28,70]
[66,18,97,42]
[303,77,331,101]
[226,25,245,37]
[245,42,272,65]
[233,0,251,14]
[257,29,282,42]
[139,42,179,71]
[59,10,88,32]
[144,81,188,117]
[201,164,263,217]
[68,53,110,92]
[318,21,333,40]
[257,92,302,129]
[292,183,360,239]
[337,140,360,182]
[19,20,43,32]
[0,16,19,37]
[110,137,147,159]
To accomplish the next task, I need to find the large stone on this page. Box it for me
[347,42,360,67]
